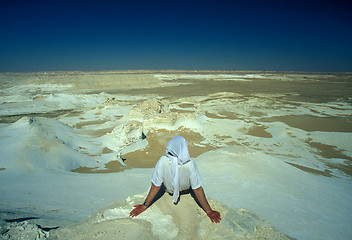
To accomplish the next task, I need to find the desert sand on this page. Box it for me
[0,71,351,239]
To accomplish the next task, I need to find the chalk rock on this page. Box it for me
[1,221,49,239]
[50,193,291,240]
[124,99,167,121]
[108,121,146,152]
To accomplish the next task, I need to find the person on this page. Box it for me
[129,135,221,223]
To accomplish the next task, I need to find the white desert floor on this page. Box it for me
[0,71,351,239]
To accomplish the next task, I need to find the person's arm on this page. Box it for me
[129,183,160,217]
[193,186,221,223]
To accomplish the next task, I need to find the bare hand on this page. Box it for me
[207,210,221,223]
[130,204,147,217]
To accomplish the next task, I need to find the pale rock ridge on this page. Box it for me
[1,221,49,239]
[49,193,291,240]
[105,98,205,156]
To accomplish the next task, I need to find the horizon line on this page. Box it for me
[1,69,351,75]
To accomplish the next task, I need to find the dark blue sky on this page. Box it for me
[1,0,351,72]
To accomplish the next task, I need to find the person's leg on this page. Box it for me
[178,187,203,208]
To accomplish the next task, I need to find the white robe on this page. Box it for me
[151,136,202,204]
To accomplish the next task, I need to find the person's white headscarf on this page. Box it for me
[165,136,191,204]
